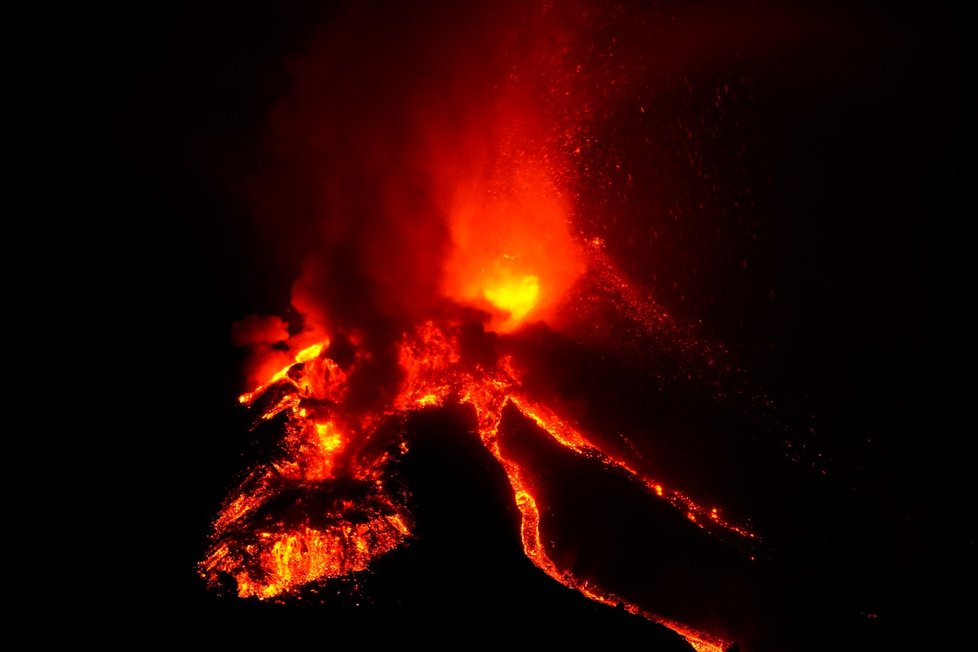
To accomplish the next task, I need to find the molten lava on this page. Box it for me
[203,288,754,650]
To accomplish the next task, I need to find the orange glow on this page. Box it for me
[484,274,541,327]
[437,116,585,331]
[238,340,330,405]
[654,616,730,652]
[314,422,342,453]
[209,520,406,600]
[203,319,749,651]
[294,343,323,363]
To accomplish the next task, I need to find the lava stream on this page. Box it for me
[202,317,752,652]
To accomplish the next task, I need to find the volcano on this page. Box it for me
[92,0,968,649]
[202,251,767,650]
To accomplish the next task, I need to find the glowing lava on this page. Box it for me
[484,273,540,325]
[202,308,753,651]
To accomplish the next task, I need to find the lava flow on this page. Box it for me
[203,259,755,652]
[201,3,762,650]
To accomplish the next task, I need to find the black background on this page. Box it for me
[73,1,970,648]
